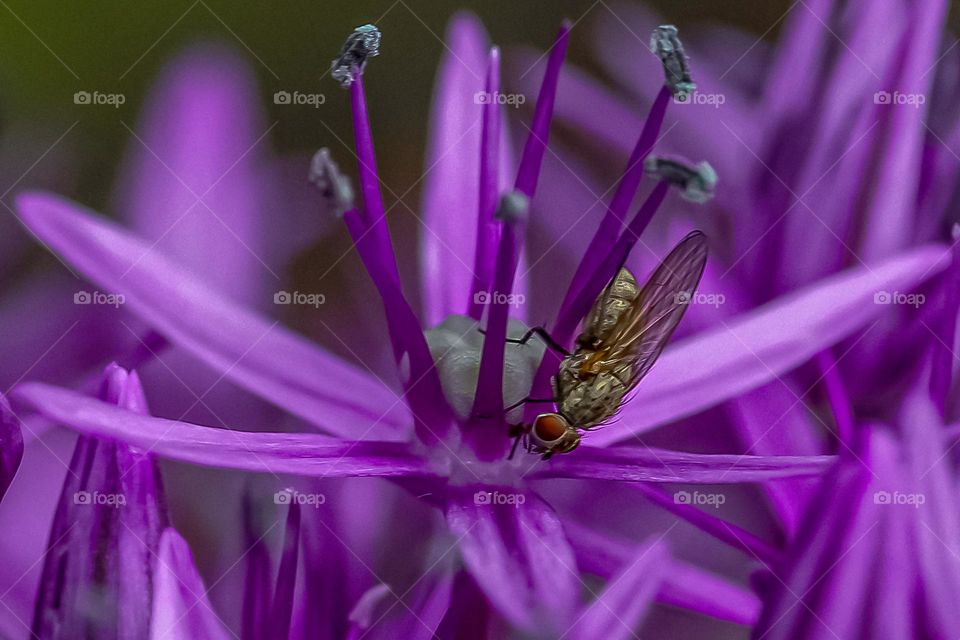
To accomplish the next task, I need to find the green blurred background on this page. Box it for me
[0,0,816,211]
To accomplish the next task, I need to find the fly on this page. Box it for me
[508,230,708,459]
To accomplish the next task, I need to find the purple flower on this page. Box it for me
[3,9,956,639]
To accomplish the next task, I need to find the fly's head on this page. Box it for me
[529,413,581,459]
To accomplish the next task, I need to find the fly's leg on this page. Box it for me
[504,396,558,413]
[507,327,570,357]
[479,326,570,357]
[507,425,525,460]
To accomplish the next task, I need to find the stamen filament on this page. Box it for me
[514,21,570,198]
[558,85,671,324]
[349,72,401,283]
[472,193,530,422]
[343,208,451,443]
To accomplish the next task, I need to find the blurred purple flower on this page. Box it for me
[3,7,957,640]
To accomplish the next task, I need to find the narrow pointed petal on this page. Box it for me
[420,11,489,326]
[633,484,780,563]
[15,382,435,479]
[32,365,167,639]
[531,446,834,483]
[725,383,822,538]
[566,536,668,640]
[347,562,454,640]
[658,559,761,627]
[150,528,232,640]
[592,244,950,445]
[468,47,505,321]
[445,490,578,634]
[0,397,23,502]
[565,520,760,626]
[269,502,300,640]
[15,192,410,439]
[113,43,273,304]
[241,491,273,640]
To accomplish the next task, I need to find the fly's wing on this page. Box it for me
[596,230,708,390]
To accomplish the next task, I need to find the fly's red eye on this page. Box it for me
[533,414,568,443]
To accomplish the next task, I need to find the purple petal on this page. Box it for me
[15,191,410,439]
[347,563,454,640]
[15,382,434,479]
[420,12,489,326]
[150,528,231,640]
[241,491,274,640]
[565,521,760,626]
[33,365,167,639]
[592,244,950,446]
[446,489,579,633]
[269,502,300,639]
[0,397,23,502]
[566,536,668,640]
[724,383,822,537]
[658,559,760,627]
[113,43,274,304]
[532,445,834,483]
[633,484,780,563]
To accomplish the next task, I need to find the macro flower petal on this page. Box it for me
[0,397,23,502]
[32,365,167,639]
[420,12,490,326]
[346,562,454,640]
[445,489,579,633]
[592,244,949,446]
[150,527,232,640]
[113,43,274,304]
[14,382,435,479]
[565,535,668,640]
[531,445,834,484]
[566,520,760,626]
[15,191,411,439]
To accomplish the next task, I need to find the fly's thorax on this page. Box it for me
[558,371,627,428]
